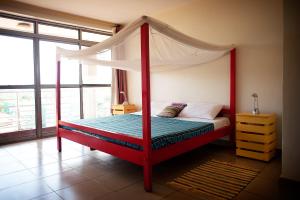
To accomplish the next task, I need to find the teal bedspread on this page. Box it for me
[61,114,214,150]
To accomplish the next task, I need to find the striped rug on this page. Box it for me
[168,160,260,200]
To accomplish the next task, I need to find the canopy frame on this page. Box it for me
[56,21,236,192]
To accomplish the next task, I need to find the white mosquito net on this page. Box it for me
[56,16,234,72]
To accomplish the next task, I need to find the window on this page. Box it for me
[0,13,112,142]
[0,35,34,85]
[41,89,55,128]
[0,89,35,133]
[82,31,110,42]
[0,35,35,134]
[41,88,80,128]
[81,47,112,119]
[38,24,78,39]
[83,87,111,118]
[82,49,112,84]
[0,17,34,33]
[40,41,79,84]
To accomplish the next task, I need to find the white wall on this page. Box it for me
[281,0,300,182]
[127,0,283,147]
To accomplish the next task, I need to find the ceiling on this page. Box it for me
[15,0,192,24]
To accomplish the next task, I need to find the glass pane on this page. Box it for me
[61,88,80,121]
[0,17,34,33]
[82,31,110,42]
[83,87,111,118]
[38,24,78,39]
[0,35,34,85]
[41,88,80,127]
[82,50,112,84]
[0,89,35,133]
[40,41,79,84]
[41,89,55,127]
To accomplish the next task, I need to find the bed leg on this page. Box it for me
[143,164,152,192]
[230,133,235,146]
[57,136,62,152]
[230,125,236,147]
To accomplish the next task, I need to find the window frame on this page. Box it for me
[0,12,113,144]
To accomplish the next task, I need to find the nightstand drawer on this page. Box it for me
[236,113,276,134]
[236,140,276,152]
[236,149,275,162]
[236,131,276,143]
[236,123,275,134]
[236,113,276,125]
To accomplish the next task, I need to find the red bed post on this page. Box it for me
[56,59,62,152]
[141,23,152,192]
[230,48,236,145]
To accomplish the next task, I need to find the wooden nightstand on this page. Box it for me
[112,104,137,115]
[236,113,276,161]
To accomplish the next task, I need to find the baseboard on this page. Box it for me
[212,139,233,147]
[279,176,300,186]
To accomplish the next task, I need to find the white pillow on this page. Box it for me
[178,102,223,119]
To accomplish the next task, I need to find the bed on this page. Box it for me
[56,16,236,192]
[60,114,229,151]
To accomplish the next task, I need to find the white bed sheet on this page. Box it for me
[130,112,230,130]
[175,117,230,130]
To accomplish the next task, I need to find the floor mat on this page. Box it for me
[168,159,260,200]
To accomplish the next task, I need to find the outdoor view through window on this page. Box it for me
[0,16,112,135]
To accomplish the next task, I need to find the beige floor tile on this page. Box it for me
[0,149,10,156]
[42,169,89,191]
[29,162,73,178]
[94,169,142,191]
[245,176,281,199]
[89,151,118,162]
[0,139,290,200]
[229,157,267,171]
[166,184,224,200]
[49,150,87,161]
[162,191,198,200]
[5,146,40,159]
[0,169,38,190]
[0,161,26,176]
[234,191,264,200]
[18,156,58,168]
[73,163,112,179]
[257,158,281,180]
[56,179,112,200]
[62,154,101,168]
[32,192,63,200]
[0,179,52,200]
[99,181,174,200]
[0,154,19,165]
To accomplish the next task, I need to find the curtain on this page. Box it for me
[111,25,128,106]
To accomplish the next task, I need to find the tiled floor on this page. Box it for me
[0,137,298,200]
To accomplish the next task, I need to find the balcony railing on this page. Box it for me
[0,88,112,134]
[0,89,35,133]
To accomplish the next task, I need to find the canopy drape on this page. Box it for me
[56,16,234,72]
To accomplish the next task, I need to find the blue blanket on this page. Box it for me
[61,114,214,150]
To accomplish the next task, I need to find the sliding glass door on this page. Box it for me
[0,13,112,143]
[0,35,36,137]
[39,41,80,133]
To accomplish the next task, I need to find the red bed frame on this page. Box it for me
[56,23,236,192]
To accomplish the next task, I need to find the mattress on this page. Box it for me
[131,111,230,130]
[61,114,229,150]
[175,117,230,130]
